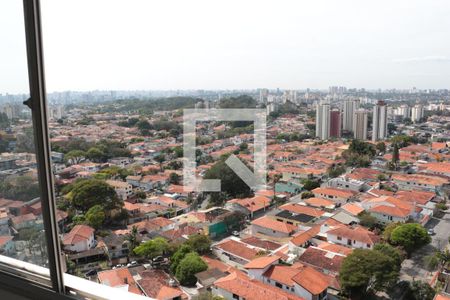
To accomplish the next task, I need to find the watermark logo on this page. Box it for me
[183,108,267,192]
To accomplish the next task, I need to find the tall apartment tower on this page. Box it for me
[315,100,331,140]
[372,100,388,142]
[330,109,341,138]
[259,89,269,104]
[398,104,410,119]
[411,104,424,123]
[353,109,368,140]
[342,99,360,132]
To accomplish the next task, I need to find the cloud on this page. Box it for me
[392,56,450,63]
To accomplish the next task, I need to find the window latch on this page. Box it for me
[23,97,33,109]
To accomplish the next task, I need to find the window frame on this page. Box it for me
[0,2,155,299]
[21,0,66,293]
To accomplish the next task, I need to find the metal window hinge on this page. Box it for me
[23,97,33,109]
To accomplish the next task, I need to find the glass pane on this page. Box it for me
[39,0,450,299]
[0,1,50,270]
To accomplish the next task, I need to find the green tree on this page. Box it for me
[376,142,386,153]
[136,119,152,135]
[301,191,315,199]
[175,252,208,286]
[97,166,132,180]
[154,154,166,171]
[170,244,193,273]
[373,243,403,268]
[423,253,439,271]
[382,222,401,242]
[239,142,248,152]
[70,179,122,212]
[135,190,147,200]
[436,249,450,268]
[65,150,86,164]
[169,173,180,184]
[133,237,168,259]
[185,234,212,255]
[327,164,346,178]
[302,179,320,191]
[85,205,105,229]
[72,214,86,225]
[0,175,40,201]
[358,212,378,229]
[204,158,252,198]
[392,143,400,168]
[173,146,184,158]
[126,226,140,253]
[340,249,399,297]
[404,280,435,300]
[390,223,431,256]
[86,147,105,162]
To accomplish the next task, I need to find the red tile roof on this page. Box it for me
[298,247,344,274]
[313,187,356,199]
[214,272,305,300]
[137,269,185,300]
[97,267,142,295]
[292,265,329,295]
[215,239,258,261]
[327,225,380,245]
[280,203,325,218]
[341,203,364,216]
[252,216,297,234]
[228,196,271,213]
[62,225,94,245]
[290,225,321,246]
[244,255,280,269]
[240,237,282,251]
[369,205,410,218]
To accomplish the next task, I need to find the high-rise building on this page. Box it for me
[372,100,388,142]
[342,99,360,132]
[397,104,410,119]
[353,109,368,140]
[330,109,341,138]
[259,89,269,104]
[411,104,424,123]
[315,100,330,140]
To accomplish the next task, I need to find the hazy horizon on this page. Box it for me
[2,0,450,94]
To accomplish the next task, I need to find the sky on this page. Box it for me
[1,0,450,94]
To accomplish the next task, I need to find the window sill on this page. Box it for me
[0,255,153,300]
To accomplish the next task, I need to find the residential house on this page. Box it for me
[62,225,95,253]
[212,271,305,300]
[251,216,298,239]
[97,267,142,295]
[226,196,271,219]
[136,269,186,300]
[312,187,357,205]
[362,196,418,223]
[391,173,449,193]
[276,203,325,226]
[248,261,329,300]
[97,233,130,265]
[106,180,133,200]
[297,246,345,276]
[326,225,380,249]
[213,238,260,268]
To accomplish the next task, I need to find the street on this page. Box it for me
[400,211,450,282]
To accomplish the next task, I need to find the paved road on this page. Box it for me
[425,212,450,251]
[400,211,450,282]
